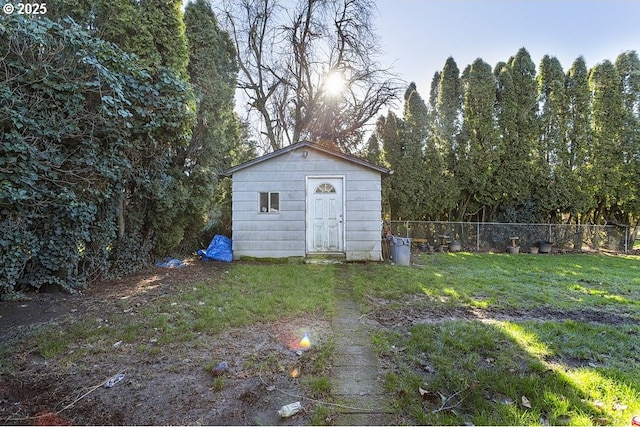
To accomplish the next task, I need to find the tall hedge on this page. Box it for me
[0,15,194,298]
[373,48,640,226]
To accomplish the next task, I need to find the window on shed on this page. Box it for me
[259,192,279,213]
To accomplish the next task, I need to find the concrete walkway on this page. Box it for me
[331,268,391,425]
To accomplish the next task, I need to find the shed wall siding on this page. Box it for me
[230,148,383,260]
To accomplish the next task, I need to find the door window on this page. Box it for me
[315,183,336,193]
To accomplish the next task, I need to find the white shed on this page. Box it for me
[219,140,392,261]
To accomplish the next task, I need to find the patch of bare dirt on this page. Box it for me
[363,294,637,331]
[1,258,226,329]
[0,259,331,426]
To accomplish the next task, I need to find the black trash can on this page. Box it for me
[388,236,411,266]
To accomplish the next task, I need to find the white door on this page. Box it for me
[307,177,344,253]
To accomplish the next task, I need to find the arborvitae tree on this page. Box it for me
[51,0,189,76]
[493,62,534,221]
[395,84,430,219]
[140,0,189,77]
[109,0,194,257]
[380,112,404,171]
[615,51,640,123]
[436,57,462,178]
[178,0,240,249]
[379,112,404,217]
[48,0,159,70]
[403,83,428,142]
[536,55,569,220]
[426,71,441,154]
[615,51,640,224]
[589,60,624,221]
[436,58,462,148]
[494,62,517,140]
[510,48,539,138]
[565,56,594,221]
[184,0,238,168]
[427,71,441,122]
[537,55,567,168]
[565,57,592,170]
[501,48,541,220]
[395,82,455,220]
[456,59,499,221]
[422,72,460,220]
[364,133,383,165]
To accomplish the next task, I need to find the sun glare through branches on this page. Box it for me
[323,71,346,98]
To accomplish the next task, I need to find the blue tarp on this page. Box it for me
[198,234,233,262]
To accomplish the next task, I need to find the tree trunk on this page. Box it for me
[117,193,126,239]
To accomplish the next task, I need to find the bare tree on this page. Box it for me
[219,0,401,152]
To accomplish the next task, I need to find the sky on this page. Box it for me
[184,0,640,143]
[373,0,640,100]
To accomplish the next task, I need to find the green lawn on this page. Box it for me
[9,263,337,365]
[350,252,640,319]
[5,253,640,425]
[357,252,640,426]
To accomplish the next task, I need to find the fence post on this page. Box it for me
[477,222,480,252]
[625,226,629,253]
[405,220,409,238]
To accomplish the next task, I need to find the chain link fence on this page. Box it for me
[388,221,632,253]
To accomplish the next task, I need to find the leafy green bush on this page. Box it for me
[0,15,194,297]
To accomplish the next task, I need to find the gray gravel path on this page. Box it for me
[331,269,391,425]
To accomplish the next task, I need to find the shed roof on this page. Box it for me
[219,140,392,177]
